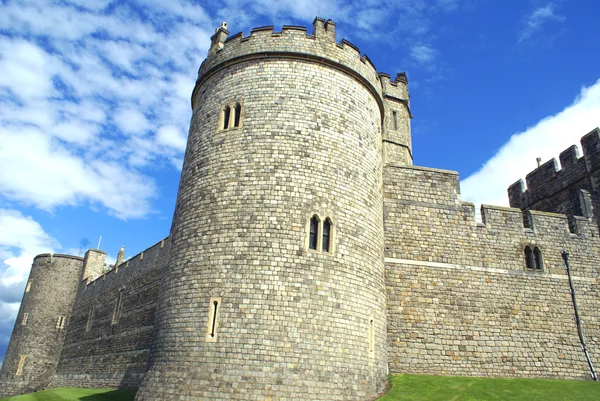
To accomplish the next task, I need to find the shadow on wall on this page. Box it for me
[79,389,137,401]
[118,365,145,390]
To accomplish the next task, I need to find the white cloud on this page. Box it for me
[0,208,57,314]
[0,0,215,219]
[461,79,600,207]
[410,44,438,66]
[518,3,565,43]
[0,128,156,219]
[156,126,188,152]
[114,107,151,135]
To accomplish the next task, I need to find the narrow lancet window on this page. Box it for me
[323,218,332,252]
[16,355,26,376]
[369,318,375,353]
[309,215,319,250]
[86,306,94,332]
[223,106,231,129]
[112,291,123,326]
[533,247,543,270]
[234,103,241,127]
[206,297,221,342]
[392,111,398,130]
[525,246,535,269]
[56,316,66,329]
[210,301,218,337]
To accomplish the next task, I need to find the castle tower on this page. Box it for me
[136,17,403,400]
[508,127,600,231]
[379,72,412,166]
[0,254,84,397]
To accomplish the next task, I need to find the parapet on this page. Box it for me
[378,73,409,101]
[507,128,600,209]
[81,237,170,291]
[193,17,388,113]
[32,253,84,264]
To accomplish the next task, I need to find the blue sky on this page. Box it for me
[0,0,599,365]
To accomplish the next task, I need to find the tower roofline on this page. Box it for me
[192,17,408,122]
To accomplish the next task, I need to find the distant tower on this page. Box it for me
[136,17,407,400]
[0,254,84,397]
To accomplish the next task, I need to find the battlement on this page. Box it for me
[378,73,409,101]
[193,18,406,114]
[32,253,84,264]
[508,128,600,210]
[82,237,169,290]
[384,164,600,277]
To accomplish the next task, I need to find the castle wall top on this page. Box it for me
[508,128,600,209]
[32,253,84,263]
[193,18,405,116]
[384,164,600,278]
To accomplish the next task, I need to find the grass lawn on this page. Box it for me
[0,388,136,401]
[377,374,600,401]
[2,376,599,400]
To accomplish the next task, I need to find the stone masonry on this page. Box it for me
[0,17,599,400]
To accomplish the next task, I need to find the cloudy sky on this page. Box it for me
[1,0,599,364]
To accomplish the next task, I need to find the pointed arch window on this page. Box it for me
[323,218,332,252]
[306,214,334,253]
[309,215,319,250]
[233,103,242,127]
[533,247,543,270]
[222,106,231,129]
[524,246,535,269]
[219,101,243,131]
[112,291,124,326]
[525,245,543,270]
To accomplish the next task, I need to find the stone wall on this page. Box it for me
[384,163,600,378]
[0,255,84,397]
[52,238,170,389]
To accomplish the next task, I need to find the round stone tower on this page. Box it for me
[0,254,83,397]
[137,17,393,400]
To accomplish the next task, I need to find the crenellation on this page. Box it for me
[581,127,600,171]
[509,129,600,225]
[324,19,336,41]
[480,204,524,229]
[525,158,560,191]
[559,145,580,167]
[249,25,275,37]
[224,31,243,43]
[312,16,326,37]
[281,25,308,33]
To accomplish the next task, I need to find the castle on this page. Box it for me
[1,17,599,400]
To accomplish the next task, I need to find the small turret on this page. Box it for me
[0,254,84,397]
[82,249,106,281]
[116,245,125,266]
[209,22,228,55]
[379,71,412,166]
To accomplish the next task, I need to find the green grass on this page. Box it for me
[0,388,136,401]
[3,376,599,401]
[377,374,600,401]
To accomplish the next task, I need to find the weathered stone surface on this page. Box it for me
[0,255,84,397]
[137,18,388,401]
